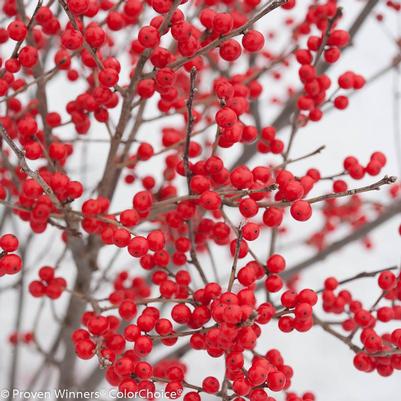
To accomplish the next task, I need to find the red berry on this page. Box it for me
[267,254,286,273]
[219,39,242,61]
[0,234,18,252]
[242,30,265,52]
[290,200,312,221]
[334,95,349,110]
[202,376,220,394]
[267,371,286,391]
[7,20,27,41]
[378,271,397,290]
[212,13,233,35]
[138,26,160,48]
[75,339,96,359]
[216,107,237,128]
[99,68,119,87]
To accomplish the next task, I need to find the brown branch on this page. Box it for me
[143,0,288,76]
[182,67,207,285]
[58,4,194,386]
[253,175,397,208]
[16,0,53,149]
[227,223,243,291]
[313,8,343,67]
[313,313,361,353]
[183,67,197,187]
[232,0,382,168]
[7,233,33,401]
[0,123,63,209]
[316,266,398,293]
[275,145,326,170]
[58,0,104,71]
[98,0,182,199]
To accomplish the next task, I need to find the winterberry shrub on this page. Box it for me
[1,0,401,400]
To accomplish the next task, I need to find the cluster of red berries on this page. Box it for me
[65,72,121,133]
[5,20,38,69]
[103,163,321,263]
[291,150,390,251]
[72,273,151,360]
[343,152,387,180]
[28,266,67,299]
[74,146,392,268]
[384,1,401,12]
[8,331,34,345]
[71,280,307,399]
[332,71,365,111]
[252,169,315,228]
[295,27,350,117]
[209,77,264,149]
[256,126,284,155]
[219,349,294,396]
[353,330,401,376]
[0,233,21,277]
[0,115,73,162]
[291,4,369,123]
[109,272,151,303]
[13,171,83,233]
[321,271,401,376]
[278,288,318,333]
